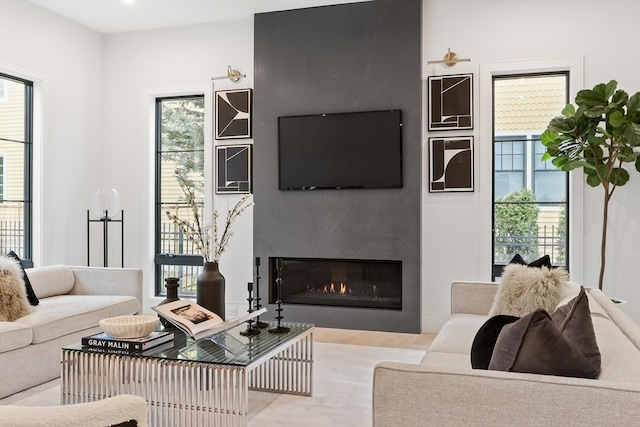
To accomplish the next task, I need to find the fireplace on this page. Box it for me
[270,257,402,310]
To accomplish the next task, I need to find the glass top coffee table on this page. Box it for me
[61,321,314,427]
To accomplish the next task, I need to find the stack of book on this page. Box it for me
[82,330,174,352]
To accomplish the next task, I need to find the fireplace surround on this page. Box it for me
[270,257,402,310]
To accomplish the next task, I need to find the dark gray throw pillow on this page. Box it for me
[471,315,520,369]
[6,251,39,306]
[488,287,600,379]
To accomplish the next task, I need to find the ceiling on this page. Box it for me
[28,0,370,34]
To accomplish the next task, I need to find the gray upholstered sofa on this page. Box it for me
[373,281,640,426]
[0,266,142,399]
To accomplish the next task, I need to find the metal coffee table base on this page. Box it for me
[61,331,313,427]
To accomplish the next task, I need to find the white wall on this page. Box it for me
[421,0,640,331]
[101,22,255,315]
[2,0,638,328]
[0,0,103,266]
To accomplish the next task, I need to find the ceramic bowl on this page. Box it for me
[99,314,159,338]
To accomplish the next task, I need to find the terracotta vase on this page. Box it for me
[197,261,226,320]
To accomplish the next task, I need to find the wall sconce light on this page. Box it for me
[427,48,471,67]
[212,65,246,83]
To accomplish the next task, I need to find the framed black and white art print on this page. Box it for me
[216,144,252,194]
[428,74,473,131]
[215,89,252,139]
[429,136,474,192]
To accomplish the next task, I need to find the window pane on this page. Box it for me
[155,95,205,297]
[534,171,566,202]
[493,73,568,276]
[0,74,31,260]
[0,78,25,142]
[0,201,25,257]
[0,141,25,200]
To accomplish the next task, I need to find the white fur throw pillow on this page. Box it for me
[0,255,32,321]
[489,264,568,317]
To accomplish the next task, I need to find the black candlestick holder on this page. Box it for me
[269,258,290,334]
[240,282,261,337]
[253,257,269,329]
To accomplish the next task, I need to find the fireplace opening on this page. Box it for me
[270,257,402,310]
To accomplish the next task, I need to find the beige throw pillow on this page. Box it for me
[489,263,567,317]
[0,255,32,321]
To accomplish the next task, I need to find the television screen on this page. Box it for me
[278,110,402,190]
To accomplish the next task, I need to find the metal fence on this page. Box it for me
[0,220,24,257]
[494,224,566,266]
[157,223,202,296]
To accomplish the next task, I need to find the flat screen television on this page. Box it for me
[278,110,402,190]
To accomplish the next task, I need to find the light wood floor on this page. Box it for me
[314,327,436,351]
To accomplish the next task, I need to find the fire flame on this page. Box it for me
[339,282,346,295]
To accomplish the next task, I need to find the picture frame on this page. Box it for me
[216,144,252,194]
[428,136,474,192]
[428,74,473,131]
[215,89,252,139]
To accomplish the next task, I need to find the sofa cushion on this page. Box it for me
[16,295,139,344]
[489,263,567,317]
[470,315,519,369]
[6,251,39,306]
[489,289,600,379]
[0,256,32,321]
[428,314,487,355]
[25,265,75,298]
[592,316,640,382]
[0,322,33,352]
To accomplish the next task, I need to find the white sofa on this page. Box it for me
[0,266,142,399]
[373,281,640,426]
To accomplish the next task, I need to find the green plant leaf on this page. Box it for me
[612,89,628,107]
[585,105,605,118]
[636,156,640,172]
[586,174,601,187]
[577,84,607,108]
[624,122,640,146]
[561,103,576,117]
[548,117,574,133]
[610,167,630,186]
[604,80,618,99]
[540,129,557,146]
[627,93,640,115]
[609,110,625,127]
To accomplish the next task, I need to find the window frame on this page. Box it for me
[0,73,33,264]
[154,94,206,296]
[490,72,570,280]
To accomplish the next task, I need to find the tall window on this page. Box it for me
[154,95,205,296]
[492,74,569,279]
[0,73,33,262]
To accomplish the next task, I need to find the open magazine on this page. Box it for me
[152,300,267,341]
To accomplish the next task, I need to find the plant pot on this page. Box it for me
[197,262,226,320]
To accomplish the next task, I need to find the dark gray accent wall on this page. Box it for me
[254,0,422,333]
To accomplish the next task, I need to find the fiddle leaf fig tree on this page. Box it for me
[541,80,640,290]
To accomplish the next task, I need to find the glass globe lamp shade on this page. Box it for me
[91,188,120,219]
